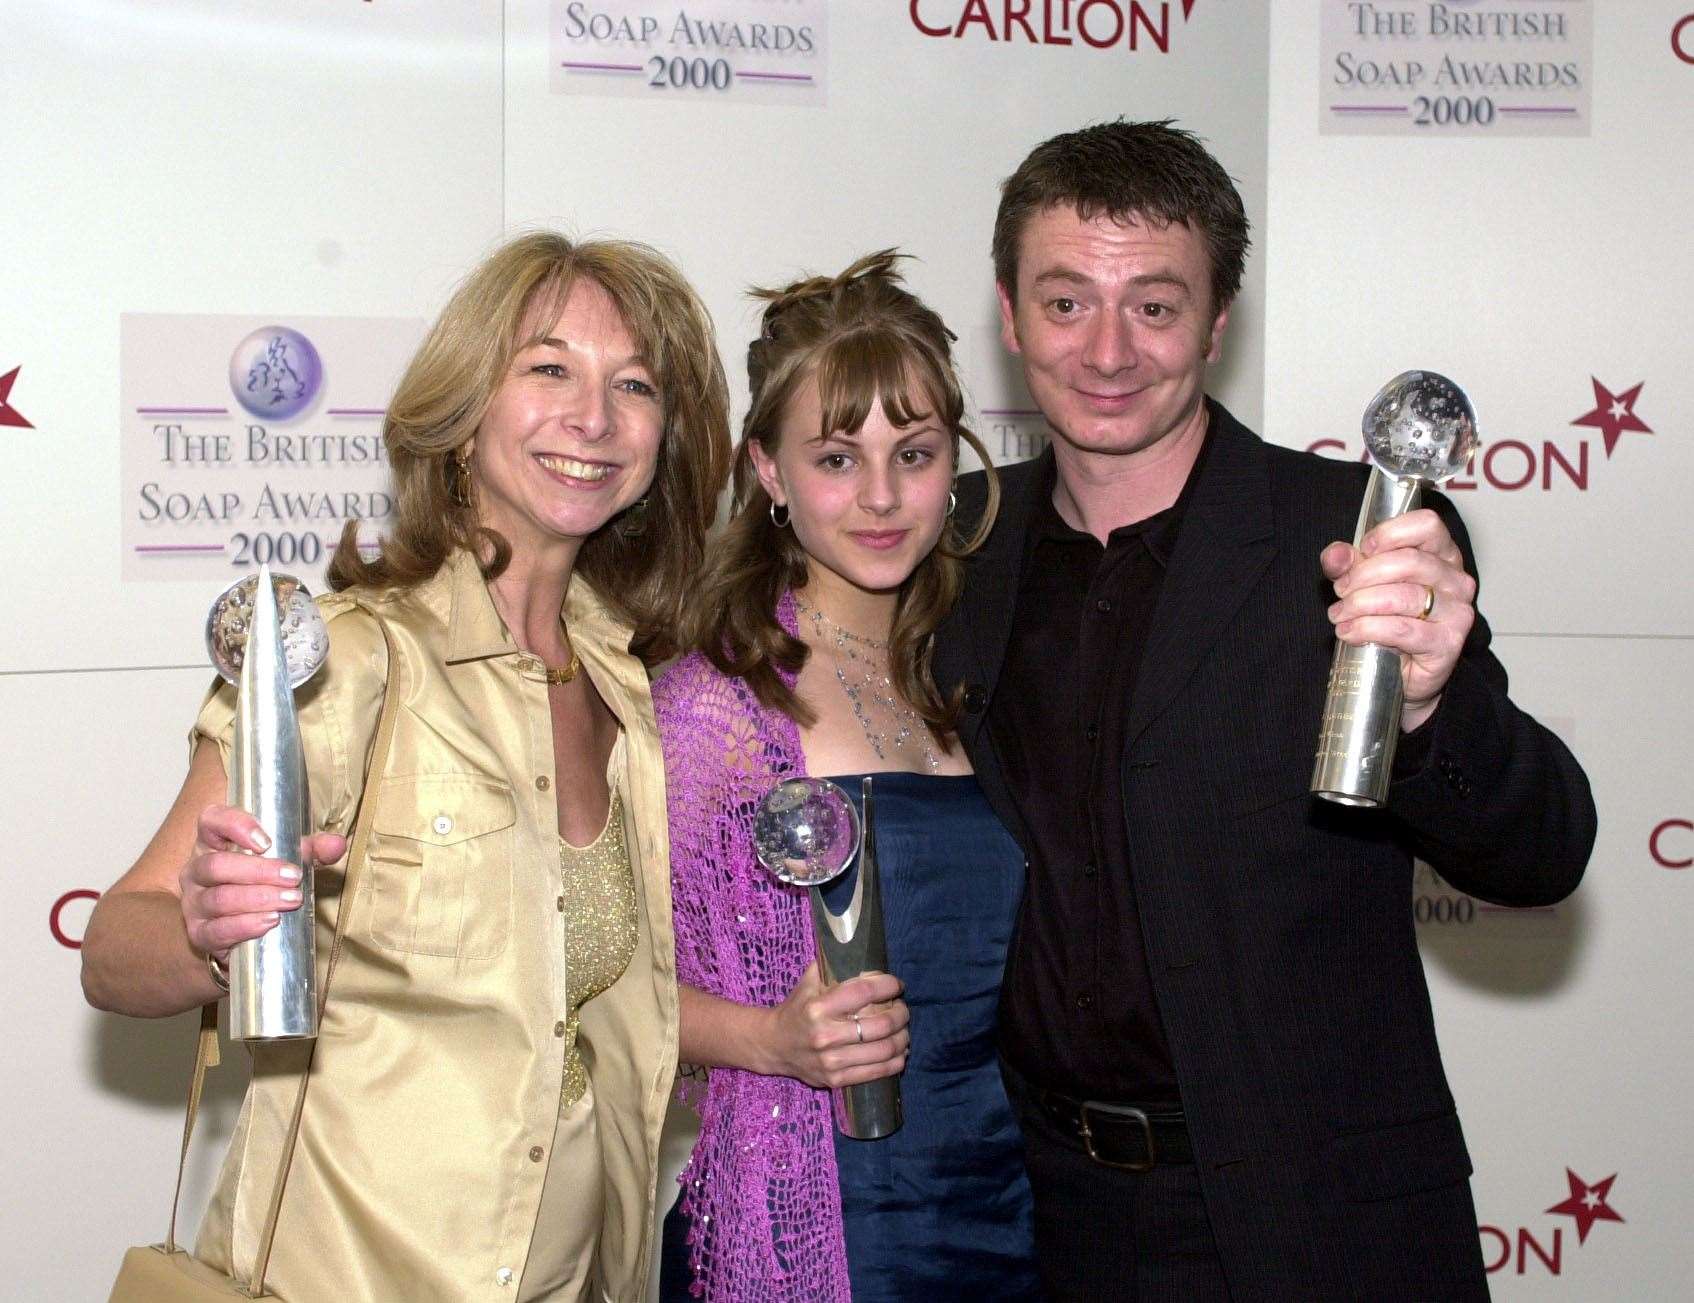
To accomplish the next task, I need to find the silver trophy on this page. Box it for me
[1312,371,1478,807]
[205,564,330,1039]
[753,776,903,1140]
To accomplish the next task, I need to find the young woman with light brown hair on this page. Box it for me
[654,251,1038,1302]
[83,231,731,1301]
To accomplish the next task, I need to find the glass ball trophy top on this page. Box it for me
[1361,370,1478,483]
[205,572,330,688]
[753,778,863,886]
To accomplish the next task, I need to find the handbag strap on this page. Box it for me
[165,1003,221,1252]
[163,614,405,1300]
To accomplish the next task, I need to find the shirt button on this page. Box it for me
[1076,993,1094,1011]
[554,1021,566,1037]
[431,814,453,836]
[556,895,566,912]
[536,775,551,791]
[1081,862,1098,879]
[1095,598,1113,613]
[529,1145,545,1162]
[495,1267,515,1287]
[1085,726,1099,742]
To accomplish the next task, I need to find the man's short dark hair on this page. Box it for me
[993,119,1251,313]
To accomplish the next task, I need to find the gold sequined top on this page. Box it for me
[558,790,639,1106]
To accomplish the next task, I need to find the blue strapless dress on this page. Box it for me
[819,772,1038,1303]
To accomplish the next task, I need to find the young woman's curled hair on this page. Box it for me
[686,249,999,743]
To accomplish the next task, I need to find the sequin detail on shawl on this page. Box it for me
[653,592,851,1302]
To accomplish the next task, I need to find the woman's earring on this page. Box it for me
[619,496,651,537]
[450,447,476,510]
[947,489,958,518]
[769,500,791,529]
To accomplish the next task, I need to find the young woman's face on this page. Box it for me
[750,373,954,600]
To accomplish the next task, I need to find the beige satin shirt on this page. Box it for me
[190,549,678,1302]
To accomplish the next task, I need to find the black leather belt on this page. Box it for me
[1029,1085,1192,1170]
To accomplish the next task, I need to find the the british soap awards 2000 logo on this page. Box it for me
[1412,858,1573,940]
[973,327,1058,467]
[230,326,324,422]
[552,1,827,105]
[120,314,422,586]
[1320,0,1593,138]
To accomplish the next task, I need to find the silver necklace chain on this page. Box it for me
[794,594,941,772]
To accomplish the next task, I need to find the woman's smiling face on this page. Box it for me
[468,277,664,561]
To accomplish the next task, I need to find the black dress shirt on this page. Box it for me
[990,437,1212,1104]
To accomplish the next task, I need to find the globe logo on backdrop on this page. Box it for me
[230,325,323,421]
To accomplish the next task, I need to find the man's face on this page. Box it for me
[998,205,1228,461]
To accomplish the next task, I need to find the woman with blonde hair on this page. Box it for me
[83,231,731,1301]
[655,251,1039,1301]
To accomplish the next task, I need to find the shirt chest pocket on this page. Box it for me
[365,774,517,960]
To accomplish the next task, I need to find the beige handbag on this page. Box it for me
[109,619,402,1301]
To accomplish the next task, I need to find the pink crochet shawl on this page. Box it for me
[652,593,851,1302]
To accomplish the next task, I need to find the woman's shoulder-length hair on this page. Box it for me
[327,230,731,663]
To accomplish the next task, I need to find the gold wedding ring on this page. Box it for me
[1417,584,1436,620]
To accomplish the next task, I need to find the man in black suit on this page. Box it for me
[934,121,1596,1301]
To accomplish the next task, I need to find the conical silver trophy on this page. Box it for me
[754,776,903,1140]
[1312,371,1478,807]
[205,564,330,1040]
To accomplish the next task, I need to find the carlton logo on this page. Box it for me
[1650,818,1691,869]
[50,889,100,949]
[1480,1168,1625,1278]
[910,0,1198,53]
[0,365,34,428]
[1309,375,1656,492]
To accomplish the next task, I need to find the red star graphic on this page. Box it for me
[0,366,33,429]
[1571,377,1651,458]
[1546,1169,1625,1244]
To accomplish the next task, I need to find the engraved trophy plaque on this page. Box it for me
[206,564,329,1039]
[754,776,903,1140]
[1312,371,1478,807]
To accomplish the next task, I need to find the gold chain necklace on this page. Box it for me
[542,651,580,684]
[522,629,581,684]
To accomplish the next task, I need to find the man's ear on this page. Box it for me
[1204,303,1231,364]
[996,281,1022,356]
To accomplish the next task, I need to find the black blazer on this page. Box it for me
[934,400,1596,1301]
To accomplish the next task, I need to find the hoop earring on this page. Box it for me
[449,447,476,510]
[947,490,958,518]
[619,495,651,537]
[769,500,790,529]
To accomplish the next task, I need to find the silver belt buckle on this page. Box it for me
[1078,1101,1155,1171]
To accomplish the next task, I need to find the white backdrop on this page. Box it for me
[1266,6,1692,1295]
[2,2,1684,1299]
